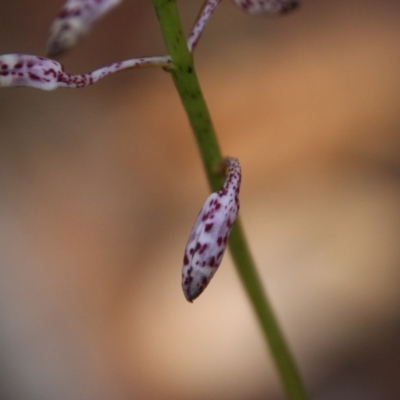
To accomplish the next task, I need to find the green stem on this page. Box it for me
[228,222,309,400]
[153,0,223,191]
[152,1,309,400]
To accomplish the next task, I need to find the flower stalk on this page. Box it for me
[0,0,309,398]
[152,1,309,399]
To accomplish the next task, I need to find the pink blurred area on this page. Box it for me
[1,0,400,399]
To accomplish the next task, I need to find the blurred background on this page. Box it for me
[0,0,400,399]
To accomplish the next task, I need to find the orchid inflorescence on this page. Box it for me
[0,0,299,91]
[0,0,298,301]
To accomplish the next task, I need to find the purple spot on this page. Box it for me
[202,212,209,221]
[204,223,213,232]
[199,243,208,254]
[183,253,189,266]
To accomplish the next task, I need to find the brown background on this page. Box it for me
[0,1,400,399]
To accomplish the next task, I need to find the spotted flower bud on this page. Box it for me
[0,54,170,90]
[182,158,241,302]
[232,0,299,14]
[46,0,122,56]
[0,54,65,90]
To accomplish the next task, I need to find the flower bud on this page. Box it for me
[0,54,64,90]
[46,0,121,56]
[232,0,299,15]
[182,158,241,302]
[0,54,170,90]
